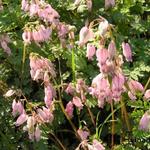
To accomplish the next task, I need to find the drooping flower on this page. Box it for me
[90,74,111,107]
[92,139,105,150]
[37,107,54,123]
[86,43,96,60]
[72,96,83,110]
[4,89,16,97]
[44,84,55,108]
[65,101,74,118]
[98,19,109,37]
[29,2,39,16]
[65,83,75,95]
[12,100,24,117]
[139,110,150,132]
[77,129,89,141]
[112,73,125,101]
[79,26,94,46]
[86,0,92,11]
[128,91,136,101]
[122,42,132,62]
[128,79,144,95]
[22,30,32,44]
[35,125,41,142]
[15,113,28,126]
[144,89,150,100]
[96,48,109,65]
[108,40,116,59]
[0,34,12,55]
[105,0,115,9]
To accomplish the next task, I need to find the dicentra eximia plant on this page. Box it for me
[2,0,149,149]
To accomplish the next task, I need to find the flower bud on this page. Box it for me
[105,0,115,9]
[65,101,74,118]
[72,96,83,110]
[15,113,28,126]
[98,19,109,37]
[96,48,109,65]
[77,129,89,141]
[86,43,96,60]
[35,125,41,142]
[128,80,144,94]
[139,111,150,132]
[108,40,116,59]
[144,89,150,101]
[122,42,132,62]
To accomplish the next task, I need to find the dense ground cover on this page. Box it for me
[0,0,150,149]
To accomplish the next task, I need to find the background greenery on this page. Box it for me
[0,0,150,149]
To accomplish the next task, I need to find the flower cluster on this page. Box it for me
[22,25,52,44]
[12,100,54,141]
[22,0,75,47]
[79,18,147,109]
[65,79,88,118]
[76,139,105,150]
[0,34,11,55]
[29,53,56,108]
[21,0,60,23]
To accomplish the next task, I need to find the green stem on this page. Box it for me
[71,47,75,83]
[20,43,26,89]
[110,101,115,149]
[86,105,96,127]
[22,43,26,74]
[143,77,150,94]
[50,132,67,150]
[120,98,131,132]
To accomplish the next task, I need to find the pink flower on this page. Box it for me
[86,43,96,60]
[76,79,87,93]
[139,111,150,132]
[77,129,89,140]
[65,83,75,95]
[79,26,94,46]
[15,113,28,126]
[44,84,54,108]
[12,100,24,117]
[122,42,132,62]
[27,116,36,132]
[22,30,32,44]
[112,74,125,101]
[29,3,39,16]
[108,40,116,59]
[65,101,74,118]
[72,96,83,110]
[144,89,150,100]
[37,107,54,123]
[128,80,144,94]
[112,74,125,92]
[96,48,109,65]
[86,0,92,11]
[0,41,11,55]
[35,125,41,142]
[57,23,69,39]
[92,139,105,150]
[128,91,136,101]
[98,19,109,37]
[105,0,115,9]
[91,74,111,107]
[21,0,29,11]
